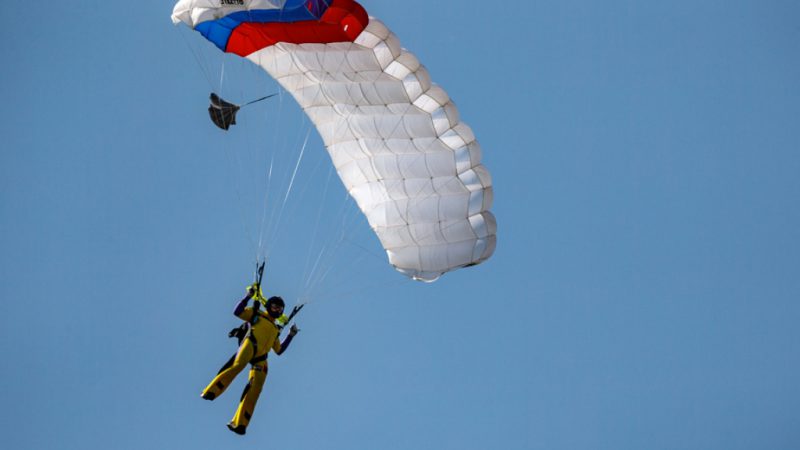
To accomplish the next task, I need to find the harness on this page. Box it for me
[227,309,275,365]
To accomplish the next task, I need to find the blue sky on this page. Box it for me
[2,1,799,449]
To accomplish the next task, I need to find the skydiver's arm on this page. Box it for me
[233,291,253,318]
[275,325,299,355]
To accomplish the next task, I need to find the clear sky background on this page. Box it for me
[2,1,799,449]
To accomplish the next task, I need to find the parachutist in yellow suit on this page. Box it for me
[201,286,299,435]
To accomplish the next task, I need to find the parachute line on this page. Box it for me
[178,26,215,90]
[223,144,258,254]
[283,127,311,205]
[300,164,335,291]
[258,154,275,256]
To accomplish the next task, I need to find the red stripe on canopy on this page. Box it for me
[226,0,369,57]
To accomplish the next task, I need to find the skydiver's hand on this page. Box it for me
[289,324,300,336]
[246,284,258,297]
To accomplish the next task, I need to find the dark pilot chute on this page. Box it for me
[208,93,240,130]
[208,93,278,130]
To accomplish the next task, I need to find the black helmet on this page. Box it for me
[264,296,285,318]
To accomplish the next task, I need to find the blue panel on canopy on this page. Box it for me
[195,1,330,51]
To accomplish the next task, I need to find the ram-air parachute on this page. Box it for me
[172,0,496,281]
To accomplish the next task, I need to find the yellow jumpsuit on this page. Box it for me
[202,307,283,429]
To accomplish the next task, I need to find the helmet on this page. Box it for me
[264,296,285,318]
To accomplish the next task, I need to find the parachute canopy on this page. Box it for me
[173,0,497,281]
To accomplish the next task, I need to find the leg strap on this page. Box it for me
[250,353,268,365]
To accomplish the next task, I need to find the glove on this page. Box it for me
[247,283,265,300]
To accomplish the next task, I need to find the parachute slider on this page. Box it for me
[207,93,278,130]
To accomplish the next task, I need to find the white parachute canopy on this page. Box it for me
[173,0,496,281]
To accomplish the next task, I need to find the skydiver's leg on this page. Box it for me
[201,340,254,400]
[229,362,268,431]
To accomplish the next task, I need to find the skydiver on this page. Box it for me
[200,284,299,435]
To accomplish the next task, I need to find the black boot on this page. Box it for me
[227,423,246,435]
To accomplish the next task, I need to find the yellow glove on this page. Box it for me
[247,283,266,304]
